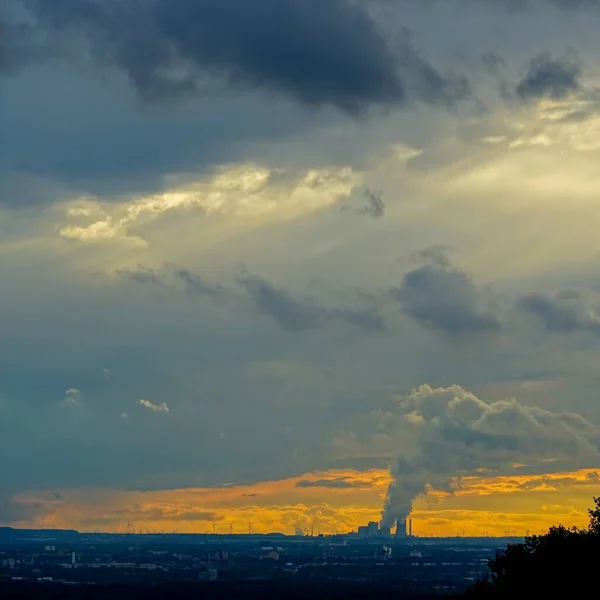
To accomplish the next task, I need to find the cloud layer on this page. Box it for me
[7,0,474,114]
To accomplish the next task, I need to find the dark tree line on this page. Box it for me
[466,496,600,597]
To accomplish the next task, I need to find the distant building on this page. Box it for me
[367,521,379,537]
[357,525,368,537]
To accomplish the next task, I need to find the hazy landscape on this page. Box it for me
[2,0,600,597]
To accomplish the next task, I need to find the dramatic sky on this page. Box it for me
[3,0,600,536]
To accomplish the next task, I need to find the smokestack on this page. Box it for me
[409,519,412,537]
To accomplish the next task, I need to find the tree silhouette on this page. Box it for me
[466,497,600,597]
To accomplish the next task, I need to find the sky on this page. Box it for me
[3,0,600,536]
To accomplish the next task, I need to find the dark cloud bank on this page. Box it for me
[6,0,470,113]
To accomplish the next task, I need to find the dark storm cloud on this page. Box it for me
[518,289,600,333]
[295,477,371,489]
[394,250,500,335]
[516,53,582,101]
[235,270,385,333]
[20,0,401,113]
[11,0,476,114]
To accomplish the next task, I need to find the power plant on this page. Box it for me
[355,518,414,540]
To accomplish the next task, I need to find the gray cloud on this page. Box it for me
[13,0,411,114]
[170,267,226,299]
[116,266,162,286]
[116,264,224,298]
[394,250,501,335]
[0,492,43,525]
[81,508,222,528]
[516,53,582,101]
[295,477,371,489]
[337,384,600,527]
[235,270,385,332]
[4,0,477,116]
[361,189,386,218]
[517,472,600,491]
[518,289,600,333]
[116,264,385,333]
[343,188,386,218]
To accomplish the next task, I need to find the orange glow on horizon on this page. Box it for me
[10,467,600,538]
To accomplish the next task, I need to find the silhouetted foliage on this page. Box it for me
[466,496,600,597]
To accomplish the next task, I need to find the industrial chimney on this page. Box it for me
[409,519,413,537]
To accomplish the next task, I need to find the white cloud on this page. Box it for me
[58,164,361,247]
[137,399,170,413]
[64,389,82,405]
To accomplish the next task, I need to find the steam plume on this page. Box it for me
[380,385,600,527]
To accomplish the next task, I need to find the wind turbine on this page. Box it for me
[229,522,234,535]
[248,522,253,535]
[212,522,217,535]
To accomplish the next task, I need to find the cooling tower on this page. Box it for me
[394,520,406,538]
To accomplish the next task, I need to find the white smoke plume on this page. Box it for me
[376,385,600,528]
